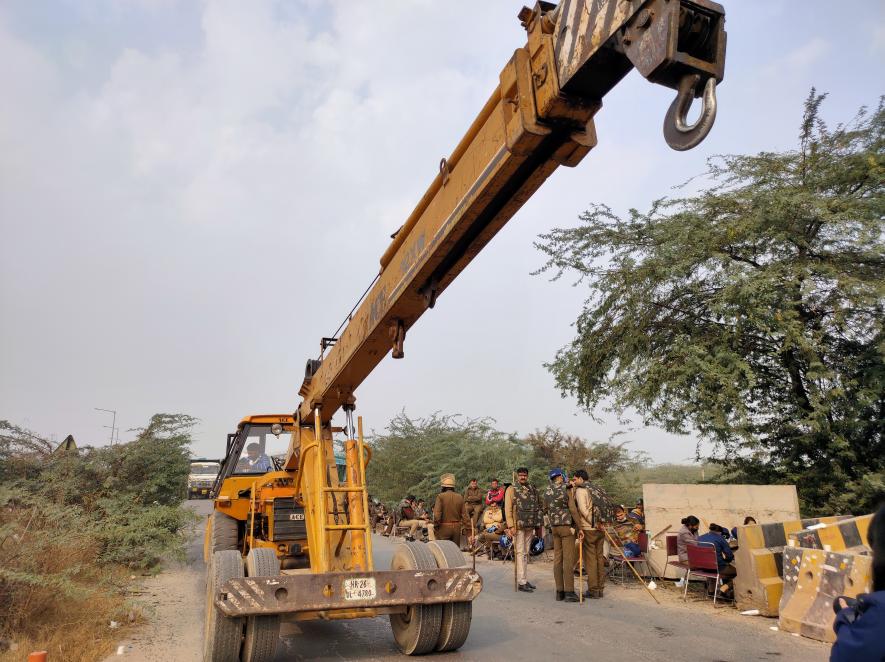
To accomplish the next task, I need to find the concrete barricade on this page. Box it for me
[643,483,801,579]
[778,547,872,642]
[787,514,873,553]
[734,516,849,616]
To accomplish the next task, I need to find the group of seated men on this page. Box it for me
[382,478,509,547]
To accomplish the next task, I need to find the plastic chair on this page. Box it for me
[667,534,691,579]
[684,542,722,605]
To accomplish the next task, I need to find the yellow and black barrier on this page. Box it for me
[787,513,873,553]
[734,515,848,616]
[778,546,872,642]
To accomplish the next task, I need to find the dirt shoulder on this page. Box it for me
[103,501,210,662]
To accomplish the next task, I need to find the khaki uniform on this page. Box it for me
[569,484,608,593]
[397,498,422,538]
[543,482,576,594]
[463,485,484,531]
[433,489,466,547]
[505,481,542,587]
[479,505,505,544]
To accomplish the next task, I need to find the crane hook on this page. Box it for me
[663,74,717,151]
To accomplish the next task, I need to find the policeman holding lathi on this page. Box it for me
[543,468,580,602]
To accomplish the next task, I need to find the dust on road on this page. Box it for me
[108,500,830,662]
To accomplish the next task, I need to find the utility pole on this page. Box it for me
[95,407,117,445]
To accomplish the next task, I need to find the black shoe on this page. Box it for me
[563,592,580,603]
[518,584,534,593]
[405,535,415,542]
[583,590,602,599]
[555,591,565,601]
[525,582,537,590]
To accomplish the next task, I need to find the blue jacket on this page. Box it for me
[697,531,734,569]
[831,591,885,662]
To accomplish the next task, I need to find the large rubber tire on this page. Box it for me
[242,549,281,662]
[389,542,443,655]
[426,541,473,652]
[203,550,244,662]
[211,511,239,554]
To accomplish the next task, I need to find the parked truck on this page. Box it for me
[188,459,221,499]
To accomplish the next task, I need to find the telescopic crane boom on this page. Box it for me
[288,0,726,445]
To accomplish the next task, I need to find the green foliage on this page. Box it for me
[20,413,195,511]
[105,414,196,507]
[0,414,199,646]
[366,412,652,507]
[606,463,725,506]
[0,414,197,571]
[366,412,532,505]
[0,420,53,483]
[524,426,646,500]
[535,92,884,515]
[93,499,194,568]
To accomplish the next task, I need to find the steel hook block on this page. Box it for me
[663,74,717,151]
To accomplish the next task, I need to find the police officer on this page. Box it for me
[505,467,542,593]
[396,494,422,542]
[433,474,466,546]
[543,468,580,602]
[463,478,484,542]
[570,469,613,599]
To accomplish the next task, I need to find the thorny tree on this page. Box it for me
[535,92,884,515]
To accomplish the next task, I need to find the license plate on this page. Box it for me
[343,577,376,601]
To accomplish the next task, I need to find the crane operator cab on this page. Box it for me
[206,416,303,567]
[232,423,284,474]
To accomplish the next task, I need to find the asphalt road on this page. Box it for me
[113,500,831,662]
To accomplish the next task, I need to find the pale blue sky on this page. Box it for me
[1,1,882,462]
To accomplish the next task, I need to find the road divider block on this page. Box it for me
[734,516,848,616]
[787,514,873,553]
[778,546,872,642]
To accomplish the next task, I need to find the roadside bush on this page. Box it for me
[95,499,194,568]
[0,414,197,659]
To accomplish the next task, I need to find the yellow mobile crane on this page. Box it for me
[204,1,727,659]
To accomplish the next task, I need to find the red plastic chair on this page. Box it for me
[666,534,691,579]
[684,542,722,605]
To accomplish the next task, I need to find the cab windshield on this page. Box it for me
[191,463,219,476]
[233,424,289,474]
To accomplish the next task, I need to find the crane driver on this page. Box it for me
[237,442,273,473]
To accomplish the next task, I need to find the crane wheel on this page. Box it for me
[210,511,239,554]
[242,549,281,662]
[426,541,472,652]
[203,550,244,662]
[388,542,443,655]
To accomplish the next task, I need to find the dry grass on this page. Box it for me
[0,593,144,662]
[0,499,144,662]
